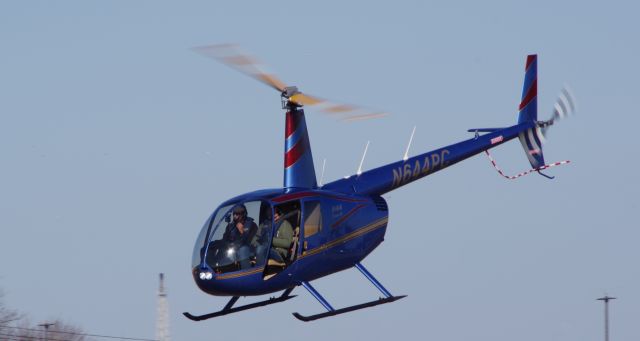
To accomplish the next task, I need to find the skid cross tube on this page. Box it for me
[223,296,240,310]
[292,265,406,322]
[300,281,334,311]
[184,287,296,321]
[355,262,392,298]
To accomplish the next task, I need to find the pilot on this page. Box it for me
[269,207,294,266]
[223,204,257,269]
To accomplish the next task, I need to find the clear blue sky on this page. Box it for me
[1,1,638,340]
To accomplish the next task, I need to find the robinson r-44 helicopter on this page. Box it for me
[184,45,575,322]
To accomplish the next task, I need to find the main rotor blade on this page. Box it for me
[289,93,323,106]
[193,44,388,122]
[290,93,388,122]
[192,44,287,92]
[341,112,389,122]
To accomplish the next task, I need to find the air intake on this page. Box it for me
[371,196,388,212]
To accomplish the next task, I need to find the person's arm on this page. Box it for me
[222,224,232,240]
[272,221,293,248]
[243,222,258,244]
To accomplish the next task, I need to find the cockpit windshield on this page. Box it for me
[192,200,273,274]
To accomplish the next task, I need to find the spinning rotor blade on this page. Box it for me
[192,44,287,92]
[290,93,388,122]
[539,85,577,142]
[552,86,577,121]
[193,43,388,122]
[341,112,389,122]
[289,93,323,106]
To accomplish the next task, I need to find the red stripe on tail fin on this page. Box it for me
[519,79,537,110]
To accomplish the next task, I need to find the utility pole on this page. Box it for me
[156,273,170,341]
[597,295,616,341]
[38,322,55,341]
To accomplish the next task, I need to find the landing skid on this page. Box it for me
[183,287,296,321]
[293,262,406,322]
[293,295,406,322]
[185,263,403,322]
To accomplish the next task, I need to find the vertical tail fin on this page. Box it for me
[517,54,545,169]
[518,54,538,124]
[284,108,317,189]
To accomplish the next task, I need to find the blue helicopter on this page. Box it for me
[184,45,575,322]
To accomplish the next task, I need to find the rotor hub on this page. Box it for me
[282,86,300,98]
[282,86,302,109]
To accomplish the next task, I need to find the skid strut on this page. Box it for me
[293,262,406,322]
[184,287,296,321]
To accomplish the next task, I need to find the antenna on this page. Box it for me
[597,295,616,341]
[357,141,370,176]
[403,126,416,161]
[38,322,55,341]
[156,273,170,341]
[319,158,326,186]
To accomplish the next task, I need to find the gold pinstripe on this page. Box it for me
[300,217,388,259]
[215,267,263,280]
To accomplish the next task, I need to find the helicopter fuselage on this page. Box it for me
[192,188,388,296]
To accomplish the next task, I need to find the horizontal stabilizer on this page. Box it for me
[467,128,506,133]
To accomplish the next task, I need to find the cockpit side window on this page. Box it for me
[191,213,214,269]
[191,204,233,269]
[303,201,322,238]
[196,200,274,274]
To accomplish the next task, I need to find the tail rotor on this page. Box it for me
[536,86,577,143]
[493,56,576,180]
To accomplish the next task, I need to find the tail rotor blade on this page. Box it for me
[553,86,577,121]
[541,85,577,137]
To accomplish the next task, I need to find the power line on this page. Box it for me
[0,325,157,341]
[0,331,73,341]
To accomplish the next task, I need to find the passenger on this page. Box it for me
[223,204,257,269]
[269,207,294,266]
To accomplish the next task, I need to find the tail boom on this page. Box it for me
[322,123,532,196]
[321,54,563,195]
